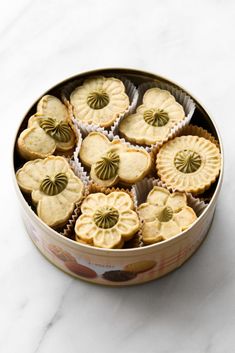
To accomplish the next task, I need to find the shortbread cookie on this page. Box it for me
[16,156,84,228]
[179,124,220,149]
[79,132,152,187]
[138,186,197,244]
[156,135,221,194]
[75,191,140,249]
[119,87,185,145]
[70,76,130,128]
[17,95,76,160]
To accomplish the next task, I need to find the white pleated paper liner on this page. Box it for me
[58,159,90,238]
[70,120,83,157]
[116,80,196,153]
[69,159,90,187]
[61,74,139,139]
[72,115,109,140]
[176,124,220,149]
[107,73,139,135]
[132,177,207,217]
[60,199,84,239]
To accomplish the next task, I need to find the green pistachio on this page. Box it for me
[93,207,119,228]
[87,89,110,109]
[39,117,72,143]
[95,151,120,180]
[40,173,68,196]
[157,206,173,222]
[174,149,201,173]
[143,109,169,127]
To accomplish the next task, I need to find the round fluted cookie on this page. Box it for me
[156,135,221,194]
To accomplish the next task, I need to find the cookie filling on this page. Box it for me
[39,117,71,142]
[40,173,68,196]
[93,207,119,228]
[174,150,201,173]
[95,151,120,180]
[87,89,109,109]
[143,109,169,127]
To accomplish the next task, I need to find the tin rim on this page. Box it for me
[12,67,224,255]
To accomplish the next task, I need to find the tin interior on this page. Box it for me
[13,68,223,249]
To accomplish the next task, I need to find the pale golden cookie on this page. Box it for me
[70,76,130,128]
[16,156,84,228]
[17,95,76,160]
[156,135,221,194]
[179,124,220,149]
[119,87,185,146]
[79,132,152,187]
[75,191,140,249]
[138,186,197,244]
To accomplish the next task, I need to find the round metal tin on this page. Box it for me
[13,68,223,286]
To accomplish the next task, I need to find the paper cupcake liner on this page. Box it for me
[132,177,207,217]
[60,120,83,163]
[69,159,90,187]
[61,164,90,239]
[196,182,218,204]
[116,80,196,154]
[61,78,83,106]
[198,196,212,204]
[72,115,109,139]
[61,75,138,138]
[123,230,144,248]
[107,74,139,136]
[61,181,91,239]
[71,119,83,154]
[61,199,84,239]
[176,124,220,149]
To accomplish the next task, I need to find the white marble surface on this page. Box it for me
[0,0,234,352]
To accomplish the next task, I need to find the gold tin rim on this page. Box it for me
[12,67,224,255]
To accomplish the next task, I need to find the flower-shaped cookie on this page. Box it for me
[79,132,152,187]
[156,135,221,194]
[17,95,76,160]
[119,87,185,145]
[70,76,130,127]
[75,191,140,249]
[16,156,84,228]
[138,186,197,244]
